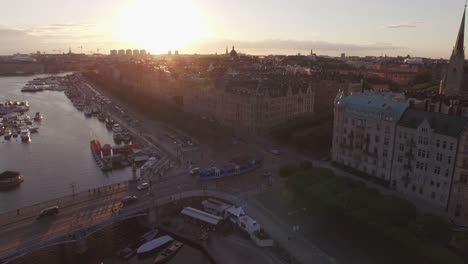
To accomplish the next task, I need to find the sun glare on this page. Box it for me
[118,0,208,54]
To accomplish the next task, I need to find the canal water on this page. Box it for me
[0,74,132,213]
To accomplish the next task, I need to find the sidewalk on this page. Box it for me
[244,197,335,264]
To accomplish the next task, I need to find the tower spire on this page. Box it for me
[454,4,466,53]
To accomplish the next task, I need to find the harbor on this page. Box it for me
[0,74,133,212]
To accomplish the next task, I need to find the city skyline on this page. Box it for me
[0,0,467,58]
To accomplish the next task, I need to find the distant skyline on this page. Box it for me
[0,0,466,58]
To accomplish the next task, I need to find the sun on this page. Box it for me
[118,0,208,54]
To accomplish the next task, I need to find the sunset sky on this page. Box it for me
[0,0,466,58]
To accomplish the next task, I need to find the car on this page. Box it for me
[190,168,200,175]
[137,182,150,190]
[121,195,138,205]
[269,149,280,155]
[37,206,59,219]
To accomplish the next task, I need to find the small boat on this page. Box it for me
[12,131,18,138]
[29,125,39,133]
[112,123,122,133]
[117,247,136,260]
[141,229,159,243]
[97,113,106,122]
[105,119,114,129]
[84,107,92,117]
[0,171,24,188]
[4,130,12,140]
[20,129,30,142]
[136,235,173,255]
[34,112,43,121]
[153,241,184,264]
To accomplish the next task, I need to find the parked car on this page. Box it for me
[37,206,59,219]
[137,182,150,191]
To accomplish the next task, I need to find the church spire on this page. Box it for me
[454,4,466,53]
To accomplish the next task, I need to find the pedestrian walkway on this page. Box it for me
[244,197,334,264]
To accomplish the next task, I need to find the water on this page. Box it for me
[0,74,132,212]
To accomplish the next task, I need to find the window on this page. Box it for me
[461,174,468,184]
[418,136,423,144]
[423,138,428,145]
[436,182,440,188]
[436,139,440,147]
[450,142,454,150]
[399,144,404,151]
[417,149,422,157]
[422,128,428,133]
[455,204,462,217]
[419,187,424,194]
[383,149,388,157]
[445,169,449,177]
[422,150,426,158]
[448,156,452,164]
[436,153,443,161]
[384,137,389,146]
[375,135,380,143]
[434,166,441,174]
[442,141,447,149]
[397,155,403,162]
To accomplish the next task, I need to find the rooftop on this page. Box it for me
[398,109,468,138]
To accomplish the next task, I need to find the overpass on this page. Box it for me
[0,173,244,264]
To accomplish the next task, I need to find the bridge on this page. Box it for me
[0,168,247,264]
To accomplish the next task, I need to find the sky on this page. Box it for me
[0,0,466,58]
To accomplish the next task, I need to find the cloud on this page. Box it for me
[386,21,422,29]
[387,24,417,29]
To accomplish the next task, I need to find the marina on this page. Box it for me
[0,74,132,212]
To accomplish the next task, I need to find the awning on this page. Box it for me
[181,207,222,225]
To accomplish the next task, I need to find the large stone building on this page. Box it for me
[332,91,408,183]
[449,127,468,225]
[391,109,468,209]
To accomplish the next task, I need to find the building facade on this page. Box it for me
[449,129,468,225]
[391,109,468,209]
[332,92,407,183]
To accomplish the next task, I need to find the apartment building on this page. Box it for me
[391,109,468,209]
[332,91,408,183]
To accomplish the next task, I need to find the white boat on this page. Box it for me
[112,124,122,133]
[29,125,39,133]
[20,129,30,142]
[136,235,173,254]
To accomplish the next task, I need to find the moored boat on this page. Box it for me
[136,235,173,255]
[20,128,30,142]
[105,118,114,129]
[0,171,24,188]
[153,241,184,264]
[29,125,39,133]
[4,130,12,140]
[34,112,43,121]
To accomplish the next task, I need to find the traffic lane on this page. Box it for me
[0,191,130,256]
